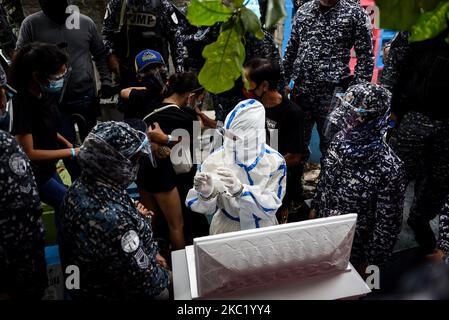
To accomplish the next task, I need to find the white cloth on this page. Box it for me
[186,99,287,234]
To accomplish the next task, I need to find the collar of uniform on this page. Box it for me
[310,0,344,16]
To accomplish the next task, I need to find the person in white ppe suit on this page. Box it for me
[186,99,287,234]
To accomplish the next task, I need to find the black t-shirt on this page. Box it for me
[10,92,60,186]
[125,89,163,120]
[137,102,198,193]
[266,97,306,203]
[265,97,305,156]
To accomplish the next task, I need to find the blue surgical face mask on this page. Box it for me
[40,67,69,94]
[40,78,65,93]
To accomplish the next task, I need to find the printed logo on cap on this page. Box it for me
[142,51,157,62]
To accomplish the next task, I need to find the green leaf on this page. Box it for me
[240,7,264,39]
[199,24,246,94]
[231,0,244,7]
[377,0,441,31]
[187,0,234,26]
[409,1,449,42]
[265,0,286,29]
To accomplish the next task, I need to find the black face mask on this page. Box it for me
[39,0,71,24]
[140,67,168,93]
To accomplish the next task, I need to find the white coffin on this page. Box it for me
[189,214,358,298]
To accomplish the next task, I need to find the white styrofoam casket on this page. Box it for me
[188,214,359,298]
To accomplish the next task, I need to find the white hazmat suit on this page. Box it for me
[186,99,287,234]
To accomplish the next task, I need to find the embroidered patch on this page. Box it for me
[121,230,140,253]
[127,12,157,28]
[9,153,28,176]
[133,247,149,269]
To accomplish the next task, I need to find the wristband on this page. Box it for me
[70,148,76,159]
[167,134,174,146]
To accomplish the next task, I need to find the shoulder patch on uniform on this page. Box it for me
[9,153,28,176]
[133,247,149,269]
[121,230,140,253]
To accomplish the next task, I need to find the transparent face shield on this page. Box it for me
[324,93,379,142]
[123,119,157,168]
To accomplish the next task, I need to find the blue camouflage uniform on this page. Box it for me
[0,0,24,36]
[382,31,449,253]
[293,0,359,13]
[0,130,47,299]
[438,196,449,255]
[59,121,169,300]
[102,0,185,87]
[312,82,406,268]
[0,63,7,131]
[0,0,24,60]
[283,0,374,157]
[293,0,310,13]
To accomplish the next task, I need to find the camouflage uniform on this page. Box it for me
[379,32,410,95]
[438,196,449,255]
[283,0,374,156]
[312,83,406,268]
[293,0,309,13]
[59,122,169,300]
[0,0,24,60]
[1,0,24,36]
[0,64,7,131]
[294,0,359,13]
[177,17,219,73]
[102,0,185,87]
[382,31,449,252]
[0,130,47,299]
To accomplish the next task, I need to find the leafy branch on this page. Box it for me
[187,0,286,94]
